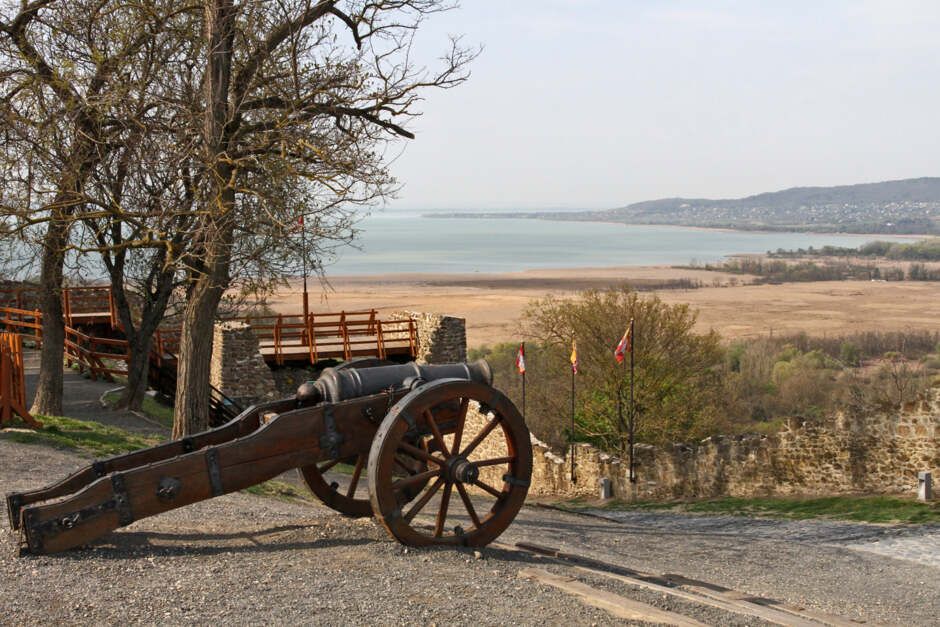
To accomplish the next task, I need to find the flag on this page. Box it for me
[515,342,526,374]
[614,324,632,363]
[570,340,579,374]
[298,214,305,227]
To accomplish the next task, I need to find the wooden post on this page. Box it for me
[376,320,385,359]
[0,332,41,428]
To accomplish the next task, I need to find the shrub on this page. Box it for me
[492,287,726,450]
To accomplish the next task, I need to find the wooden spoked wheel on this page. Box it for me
[298,453,374,518]
[368,379,532,547]
[299,449,430,518]
[298,358,414,518]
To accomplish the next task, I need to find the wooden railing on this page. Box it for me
[0,307,42,343]
[0,287,40,312]
[0,332,39,427]
[225,310,417,365]
[62,286,115,328]
[0,305,418,379]
[64,326,130,380]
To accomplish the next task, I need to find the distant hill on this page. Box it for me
[429,178,940,234]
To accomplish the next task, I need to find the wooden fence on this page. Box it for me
[0,306,418,378]
[0,332,39,427]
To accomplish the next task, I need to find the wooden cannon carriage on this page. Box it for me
[6,360,533,554]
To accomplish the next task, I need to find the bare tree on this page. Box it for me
[172,0,474,436]
[0,0,193,415]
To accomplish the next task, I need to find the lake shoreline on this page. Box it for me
[268,263,940,349]
[419,212,930,240]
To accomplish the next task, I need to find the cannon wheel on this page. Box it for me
[298,358,425,518]
[368,379,532,547]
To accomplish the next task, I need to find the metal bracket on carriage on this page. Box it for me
[318,405,344,459]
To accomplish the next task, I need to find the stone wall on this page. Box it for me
[209,321,278,406]
[521,389,940,500]
[391,311,466,364]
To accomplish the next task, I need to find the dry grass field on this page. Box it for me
[269,265,940,348]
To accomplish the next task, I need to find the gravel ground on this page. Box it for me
[502,504,940,626]
[4,436,939,625]
[23,350,163,435]
[0,441,628,625]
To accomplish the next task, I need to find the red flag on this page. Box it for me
[515,342,526,374]
[298,214,305,227]
[614,323,632,363]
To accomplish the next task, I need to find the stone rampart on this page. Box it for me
[209,320,278,406]
[521,389,940,500]
[391,311,466,364]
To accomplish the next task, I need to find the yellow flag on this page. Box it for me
[570,340,579,374]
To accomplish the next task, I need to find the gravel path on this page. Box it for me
[23,349,163,435]
[5,439,939,625]
[0,441,624,625]
[501,505,940,625]
[578,507,940,569]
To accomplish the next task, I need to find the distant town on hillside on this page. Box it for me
[429,177,940,234]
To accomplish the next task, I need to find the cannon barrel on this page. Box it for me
[296,360,492,405]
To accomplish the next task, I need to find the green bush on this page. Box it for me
[492,287,726,450]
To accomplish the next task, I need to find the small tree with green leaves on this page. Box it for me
[505,287,726,451]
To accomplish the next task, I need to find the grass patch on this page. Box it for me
[0,415,163,457]
[243,479,312,503]
[562,495,940,524]
[102,390,174,428]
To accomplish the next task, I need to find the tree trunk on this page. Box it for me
[121,334,155,411]
[172,0,237,438]
[172,278,225,438]
[172,182,235,437]
[110,266,176,411]
[29,217,68,416]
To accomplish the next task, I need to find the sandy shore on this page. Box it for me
[268,265,940,348]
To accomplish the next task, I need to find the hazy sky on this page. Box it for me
[386,1,940,210]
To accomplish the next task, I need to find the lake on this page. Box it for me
[324,210,916,275]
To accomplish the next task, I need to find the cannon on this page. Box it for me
[5,360,533,554]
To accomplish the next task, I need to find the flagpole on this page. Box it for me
[521,369,526,421]
[629,317,636,484]
[618,344,626,453]
[301,217,309,320]
[570,364,576,483]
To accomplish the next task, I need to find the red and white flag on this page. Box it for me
[614,322,633,364]
[515,342,526,374]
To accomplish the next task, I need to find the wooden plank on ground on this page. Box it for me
[518,567,707,627]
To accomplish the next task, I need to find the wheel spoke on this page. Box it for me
[451,397,469,454]
[459,414,501,458]
[455,482,481,528]
[345,454,365,498]
[393,456,414,473]
[398,441,445,467]
[392,468,441,491]
[473,478,503,499]
[473,456,515,468]
[404,476,445,522]
[423,409,449,457]
[434,482,453,537]
[317,458,342,473]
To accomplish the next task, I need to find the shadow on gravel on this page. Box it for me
[47,529,378,560]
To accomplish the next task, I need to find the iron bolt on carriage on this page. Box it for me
[6,360,533,554]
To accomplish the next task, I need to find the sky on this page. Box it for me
[384,1,940,210]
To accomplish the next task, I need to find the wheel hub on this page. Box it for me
[447,456,479,484]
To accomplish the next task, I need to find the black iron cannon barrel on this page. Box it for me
[296,360,492,405]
